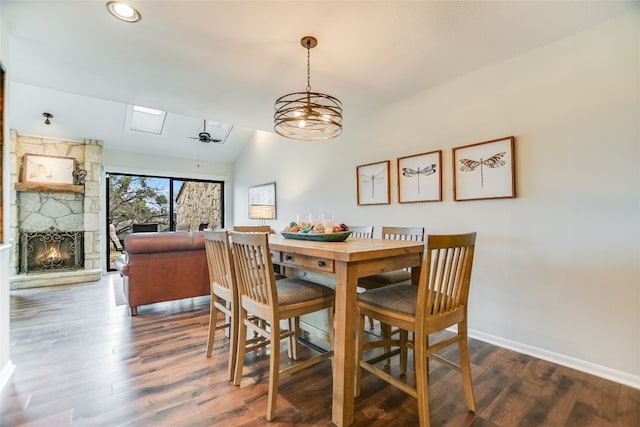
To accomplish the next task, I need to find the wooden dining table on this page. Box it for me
[268,234,424,426]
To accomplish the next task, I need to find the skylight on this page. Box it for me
[125,105,167,135]
[204,120,234,144]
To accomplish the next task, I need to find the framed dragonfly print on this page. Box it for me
[397,150,442,203]
[452,136,515,201]
[357,160,390,205]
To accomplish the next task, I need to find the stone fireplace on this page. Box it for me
[8,130,103,289]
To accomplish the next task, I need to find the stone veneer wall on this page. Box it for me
[175,181,222,231]
[8,130,103,286]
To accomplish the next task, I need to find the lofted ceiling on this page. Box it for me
[2,1,637,163]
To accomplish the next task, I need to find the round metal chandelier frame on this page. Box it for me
[274,36,343,141]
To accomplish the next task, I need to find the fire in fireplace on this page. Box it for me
[19,227,84,273]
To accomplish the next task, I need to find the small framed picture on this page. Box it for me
[397,150,442,203]
[22,153,76,185]
[356,160,390,205]
[452,136,515,201]
[248,182,277,220]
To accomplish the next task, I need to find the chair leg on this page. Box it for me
[415,332,431,427]
[206,295,216,357]
[399,329,408,374]
[287,317,300,360]
[266,324,281,421]
[368,316,375,330]
[459,321,476,412]
[381,323,392,366]
[233,309,249,386]
[227,302,239,382]
[355,313,365,397]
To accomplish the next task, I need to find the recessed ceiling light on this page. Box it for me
[106,2,141,23]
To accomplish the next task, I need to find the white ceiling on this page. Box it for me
[2,1,637,163]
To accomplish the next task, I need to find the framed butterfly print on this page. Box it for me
[397,150,442,203]
[453,136,515,201]
[357,160,390,205]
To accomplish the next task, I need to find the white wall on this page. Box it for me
[0,1,15,393]
[233,9,640,386]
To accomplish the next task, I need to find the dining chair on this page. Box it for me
[359,226,424,289]
[359,226,424,330]
[229,231,335,421]
[233,226,284,279]
[355,232,477,427]
[347,225,374,239]
[203,230,239,382]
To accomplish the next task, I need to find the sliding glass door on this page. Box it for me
[106,173,224,270]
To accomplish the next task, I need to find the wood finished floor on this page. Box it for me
[1,274,638,426]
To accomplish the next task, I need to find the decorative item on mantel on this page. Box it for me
[73,169,87,185]
[274,35,343,141]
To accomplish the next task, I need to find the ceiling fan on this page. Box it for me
[188,119,222,143]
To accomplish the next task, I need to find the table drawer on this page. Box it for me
[270,250,282,263]
[282,252,335,274]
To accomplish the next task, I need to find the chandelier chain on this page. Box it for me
[306,41,311,93]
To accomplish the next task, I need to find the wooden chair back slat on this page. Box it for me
[204,230,234,294]
[230,231,277,313]
[381,226,425,242]
[421,233,476,323]
[348,225,374,239]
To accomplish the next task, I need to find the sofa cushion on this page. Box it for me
[124,231,205,254]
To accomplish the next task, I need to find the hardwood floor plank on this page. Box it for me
[615,385,640,427]
[1,275,638,427]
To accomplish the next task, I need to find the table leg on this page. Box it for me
[332,262,357,426]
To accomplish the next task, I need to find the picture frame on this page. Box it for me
[397,150,442,203]
[248,182,277,220]
[356,160,390,205]
[22,153,76,185]
[452,136,515,201]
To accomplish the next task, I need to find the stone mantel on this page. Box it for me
[15,182,84,194]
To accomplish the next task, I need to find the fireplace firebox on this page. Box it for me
[19,228,84,274]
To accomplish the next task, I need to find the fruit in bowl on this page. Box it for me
[284,222,347,234]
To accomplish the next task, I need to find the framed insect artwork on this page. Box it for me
[397,150,442,203]
[452,136,515,201]
[356,160,390,205]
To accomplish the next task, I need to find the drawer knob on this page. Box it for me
[317,260,325,267]
[284,254,292,261]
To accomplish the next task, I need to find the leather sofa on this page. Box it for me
[115,231,210,315]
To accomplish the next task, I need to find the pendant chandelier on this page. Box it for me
[274,36,343,141]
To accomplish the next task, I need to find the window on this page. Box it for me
[106,173,224,270]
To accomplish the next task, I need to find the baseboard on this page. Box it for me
[0,360,15,393]
[467,328,640,390]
